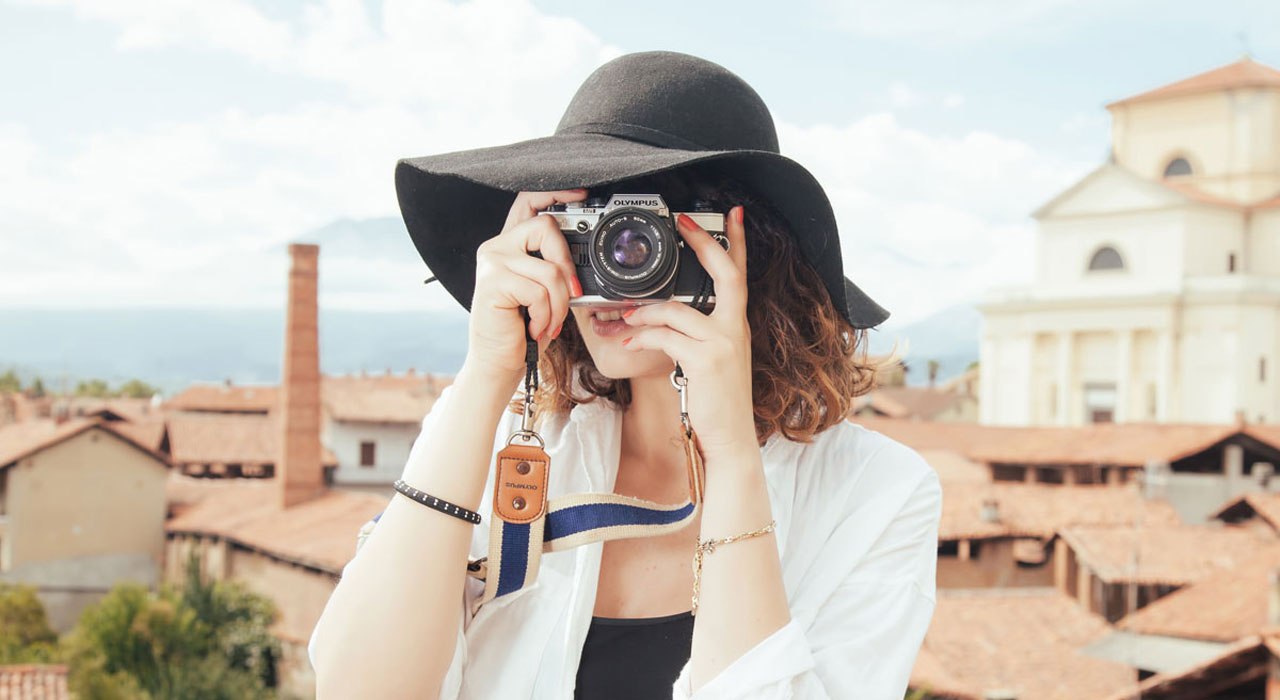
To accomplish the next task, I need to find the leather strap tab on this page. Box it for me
[493,442,549,524]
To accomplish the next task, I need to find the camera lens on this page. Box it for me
[611,228,652,269]
[589,208,679,298]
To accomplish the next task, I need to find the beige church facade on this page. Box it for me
[978,58,1280,426]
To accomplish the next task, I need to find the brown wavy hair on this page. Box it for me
[508,162,885,446]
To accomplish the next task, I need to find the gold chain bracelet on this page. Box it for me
[690,519,777,615]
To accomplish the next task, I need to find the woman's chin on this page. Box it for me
[589,349,672,380]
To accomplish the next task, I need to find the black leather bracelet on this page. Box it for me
[393,479,482,525]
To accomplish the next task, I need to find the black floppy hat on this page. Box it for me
[395,50,890,330]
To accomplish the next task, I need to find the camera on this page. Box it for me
[539,194,728,310]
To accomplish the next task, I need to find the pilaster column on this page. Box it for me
[1116,328,1133,423]
[1058,331,1074,425]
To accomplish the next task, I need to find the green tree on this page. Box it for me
[29,377,46,398]
[0,582,60,663]
[64,552,280,699]
[117,379,159,399]
[0,370,20,393]
[75,378,111,398]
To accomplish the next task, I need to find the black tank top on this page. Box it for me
[574,610,695,699]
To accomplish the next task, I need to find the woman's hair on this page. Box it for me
[508,162,886,446]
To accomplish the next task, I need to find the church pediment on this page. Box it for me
[1033,163,1203,219]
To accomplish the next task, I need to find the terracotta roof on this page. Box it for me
[0,664,69,700]
[1108,57,1280,108]
[915,448,990,484]
[322,373,452,423]
[166,382,278,413]
[851,416,1258,467]
[165,476,387,573]
[1102,632,1280,700]
[852,386,971,421]
[910,589,1135,700]
[166,412,336,468]
[0,417,170,469]
[1117,544,1280,642]
[940,482,1181,541]
[1059,524,1273,586]
[1157,178,1246,209]
[1211,491,1280,532]
[167,372,453,424]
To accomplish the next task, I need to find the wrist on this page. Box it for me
[456,358,522,400]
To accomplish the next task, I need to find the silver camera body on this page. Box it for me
[539,194,727,310]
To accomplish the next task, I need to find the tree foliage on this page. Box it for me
[62,551,281,699]
[0,582,60,663]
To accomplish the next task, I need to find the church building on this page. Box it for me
[978,57,1280,426]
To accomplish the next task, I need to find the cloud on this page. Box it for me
[3,0,1092,325]
[779,112,1091,323]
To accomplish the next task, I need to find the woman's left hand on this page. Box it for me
[621,205,756,457]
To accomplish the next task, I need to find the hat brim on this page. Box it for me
[395,131,889,329]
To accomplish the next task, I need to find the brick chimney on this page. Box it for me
[277,243,325,509]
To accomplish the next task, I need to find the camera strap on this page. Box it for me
[461,314,705,617]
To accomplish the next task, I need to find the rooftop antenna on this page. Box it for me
[1237,29,1252,60]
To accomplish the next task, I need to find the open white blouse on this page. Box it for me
[309,383,942,699]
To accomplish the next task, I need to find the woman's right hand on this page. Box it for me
[462,189,587,385]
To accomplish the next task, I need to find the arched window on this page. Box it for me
[1163,157,1193,177]
[1088,246,1125,271]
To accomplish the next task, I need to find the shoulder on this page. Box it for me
[780,420,941,532]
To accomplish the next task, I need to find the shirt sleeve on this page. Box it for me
[670,447,943,700]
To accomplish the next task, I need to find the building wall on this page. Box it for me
[325,418,420,486]
[936,538,1055,589]
[0,427,168,631]
[1110,88,1280,204]
[5,427,168,566]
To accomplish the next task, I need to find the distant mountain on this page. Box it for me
[0,302,980,396]
[0,307,470,396]
[866,302,982,387]
[0,210,979,394]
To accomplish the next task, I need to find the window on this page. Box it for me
[360,441,376,467]
[938,540,959,557]
[1088,246,1124,271]
[1163,157,1192,177]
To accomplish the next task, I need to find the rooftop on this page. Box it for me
[1117,544,1280,642]
[164,474,386,574]
[910,588,1135,700]
[0,664,69,700]
[1108,57,1280,108]
[1059,524,1273,586]
[940,482,1181,541]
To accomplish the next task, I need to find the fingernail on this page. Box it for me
[676,213,695,230]
[733,206,744,225]
[621,337,632,346]
[552,323,562,339]
[622,307,637,319]
[571,275,583,297]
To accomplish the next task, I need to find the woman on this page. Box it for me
[308,51,941,699]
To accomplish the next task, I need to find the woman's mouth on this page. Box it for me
[590,308,631,338]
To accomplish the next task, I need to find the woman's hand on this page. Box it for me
[620,205,756,456]
[463,189,586,386]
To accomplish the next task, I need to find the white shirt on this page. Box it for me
[310,383,942,699]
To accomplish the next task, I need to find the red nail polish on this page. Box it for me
[571,275,583,297]
[552,323,562,339]
[622,307,636,318]
[676,213,695,230]
[622,337,632,345]
[733,206,744,225]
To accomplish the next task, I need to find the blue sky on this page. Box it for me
[3,0,1278,325]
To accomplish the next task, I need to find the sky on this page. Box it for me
[3,0,1279,325]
